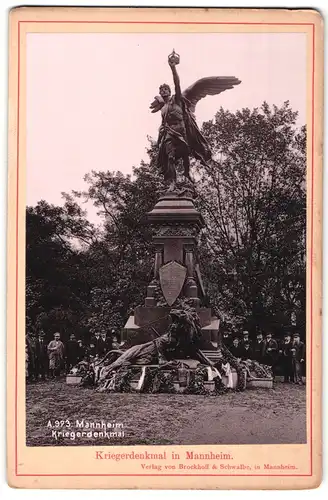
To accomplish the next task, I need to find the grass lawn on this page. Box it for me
[26,379,306,447]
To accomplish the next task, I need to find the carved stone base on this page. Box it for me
[122,189,221,349]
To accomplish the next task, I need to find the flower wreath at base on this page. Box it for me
[97,366,137,393]
[73,349,271,394]
[142,366,176,394]
[183,365,228,395]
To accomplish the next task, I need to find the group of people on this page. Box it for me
[26,327,305,385]
[25,330,120,381]
[222,330,305,384]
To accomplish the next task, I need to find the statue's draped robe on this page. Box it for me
[157,96,211,180]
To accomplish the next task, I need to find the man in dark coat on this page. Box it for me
[263,332,278,376]
[35,330,48,380]
[290,333,305,384]
[240,330,251,349]
[26,332,37,381]
[253,332,265,364]
[230,337,243,359]
[221,331,233,350]
[76,339,87,362]
[240,341,253,361]
[66,333,79,371]
[280,332,293,383]
[90,332,106,358]
[101,332,113,355]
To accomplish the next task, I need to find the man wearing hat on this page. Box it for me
[101,331,113,355]
[66,333,79,372]
[35,330,48,380]
[240,341,253,361]
[76,339,87,362]
[290,333,305,384]
[221,331,233,350]
[253,332,265,364]
[26,331,37,382]
[230,337,243,359]
[263,332,278,376]
[280,332,293,383]
[47,332,65,378]
[89,331,106,358]
[240,330,250,348]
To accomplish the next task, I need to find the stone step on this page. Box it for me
[202,350,220,355]
[202,350,221,361]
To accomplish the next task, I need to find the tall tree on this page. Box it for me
[26,200,96,339]
[195,101,306,336]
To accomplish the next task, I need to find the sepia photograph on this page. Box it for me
[6,6,323,490]
[25,30,307,448]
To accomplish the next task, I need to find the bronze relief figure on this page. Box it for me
[150,50,241,190]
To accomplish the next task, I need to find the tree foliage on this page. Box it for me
[196,101,306,334]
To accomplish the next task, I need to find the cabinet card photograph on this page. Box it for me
[7,6,323,490]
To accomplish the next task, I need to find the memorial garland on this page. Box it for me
[72,355,271,395]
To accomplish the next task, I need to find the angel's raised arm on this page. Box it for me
[169,59,182,102]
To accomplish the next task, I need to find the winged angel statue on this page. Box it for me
[150,50,241,190]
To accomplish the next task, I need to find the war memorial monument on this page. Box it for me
[68,51,272,394]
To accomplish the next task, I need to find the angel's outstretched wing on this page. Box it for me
[182,76,241,113]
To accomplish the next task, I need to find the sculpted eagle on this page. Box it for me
[150,50,241,190]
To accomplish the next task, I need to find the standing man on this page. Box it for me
[291,333,305,384]
[263,332,278,376]
[240,330,250,348]
[76,339,87,362]
[240,341,253,361]
[230,337,243,359]
[90,332,105,358]
[281,332,293,383]
[112,335,120,350]
[47,332,65,378]
[26,332,37,382]
[35,330,48,380]
[101,332,113,355]
[253,332,265,364]
[221,330,233,350]
[66,333,79,372]
[111,328,121,345]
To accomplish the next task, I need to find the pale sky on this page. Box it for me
[26,32,306,219]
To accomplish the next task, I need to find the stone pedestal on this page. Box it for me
[122,190,220,348]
